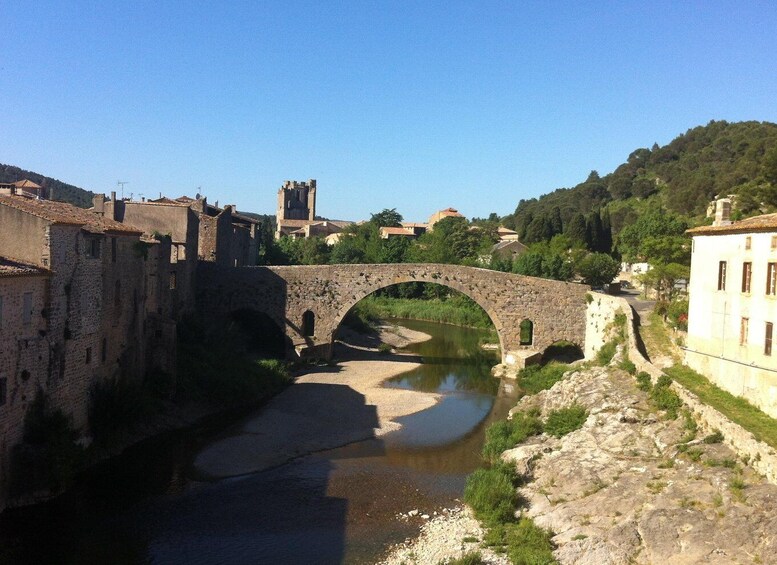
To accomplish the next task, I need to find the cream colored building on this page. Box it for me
[685,211,777,418]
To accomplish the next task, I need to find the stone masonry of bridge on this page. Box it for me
[197,263,590,365]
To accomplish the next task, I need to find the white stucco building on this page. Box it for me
[685,209,777,418]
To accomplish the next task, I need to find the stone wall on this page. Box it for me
[197,263,590,364]
[0,272,50,501]
[584,292,623,359]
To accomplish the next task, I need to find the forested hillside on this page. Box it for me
[0,163,94,208]
[503,120,777,241]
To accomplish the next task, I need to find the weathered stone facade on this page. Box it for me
[0,194,178,509]
[197,263,590,364]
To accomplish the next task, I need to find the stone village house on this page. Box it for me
[0,193,184,508]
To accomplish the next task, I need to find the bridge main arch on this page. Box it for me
[197,263,590,367]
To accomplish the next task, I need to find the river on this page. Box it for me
[0,319,519,564]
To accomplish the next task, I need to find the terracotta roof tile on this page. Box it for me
[0,194,142,235]
[687,213,777,236]
[0,256,49,277]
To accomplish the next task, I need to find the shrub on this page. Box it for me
[505,518,556,564]
[89,376,160,444]
[650,375,682,419]
[464,463,520,525]
[703,430,724,444]
[636,371,652,392]
[667,299,689,331]
[440,552,485,565]
[517,362,570,395]
[377,343,393,355]
[544,405,588,438]
[596,341,617,366]
[619,357,637,375]
[482,412,543,464]
[12,391,84,495]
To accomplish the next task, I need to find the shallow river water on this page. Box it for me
[0,319,519,564]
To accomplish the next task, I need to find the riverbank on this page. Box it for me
[194,323,434,478]
[379,350,777,564]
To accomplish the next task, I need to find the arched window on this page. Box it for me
[519,319,533,346]
[302,310,315,337]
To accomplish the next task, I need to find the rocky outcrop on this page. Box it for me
[507,356,777,564]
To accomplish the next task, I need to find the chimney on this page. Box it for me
[93,194,105,215]
[48,187,54,201]
[713,198,732,226]
[111,191,116,202]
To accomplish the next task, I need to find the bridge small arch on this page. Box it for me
[302,310,316,337]
[519,319,533,346]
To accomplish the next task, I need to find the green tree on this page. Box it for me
[370,208,403,227]
[617,208,689,262]
[576,253,620,287]
[637,263,690,300]
[565,213,587,246]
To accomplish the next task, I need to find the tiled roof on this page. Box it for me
[380,227,416,236]
[0,194,142,235]
[279,219,352,228]
[14,179,42,189]
[687,214,777,235]
[0,256,49,277]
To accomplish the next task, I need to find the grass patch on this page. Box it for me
[481,412,543,464]
[439,552,485,565]
[641,312,682,364]
[177,316,291,407]
[703,430,724,444]
[353,294,494,329]
[464,463,521,525]
[517,362,571,396]
[544,405,588,438]
[665,365,777,449]
[649,375,682,419]
[596,341,618,366]
[635,371,652,392]
[377,343,393,355]
[483,519,556,564]
[618,357,637,375]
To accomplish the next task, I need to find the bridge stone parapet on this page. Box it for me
[197,263,590,365]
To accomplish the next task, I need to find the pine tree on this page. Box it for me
[565,213,587,246]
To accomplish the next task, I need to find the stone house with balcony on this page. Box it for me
[685,205,777,418]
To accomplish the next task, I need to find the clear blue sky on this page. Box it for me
[2,1,776,222]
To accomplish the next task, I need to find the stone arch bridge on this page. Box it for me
[197,263,590,366]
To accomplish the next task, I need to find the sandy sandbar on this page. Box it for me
[194,324,435,479]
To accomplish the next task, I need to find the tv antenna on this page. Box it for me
[117,181,129,199]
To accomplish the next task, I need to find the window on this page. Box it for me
[88,238,101,259]
[85,347,92,365]
[768,263,777,296]
[742,262,752,293]
[169,271,177,290]
[114,280,121,310]
[111,237,117,262]
[717,261,727,291]
[772,235,777,250]
[766,322,773,356]
[302,310,315,337]
[0,378,6,406]
[22,292,32,325]
[101,338,107,363]
[519,319,534,345]
[745,236,751,250]
[0,295,3,328]
[740,317,749,346]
